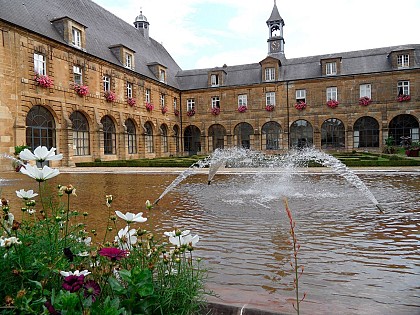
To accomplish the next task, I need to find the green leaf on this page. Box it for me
[108,276,127,295]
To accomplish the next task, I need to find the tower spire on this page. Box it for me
[266,0,285,55]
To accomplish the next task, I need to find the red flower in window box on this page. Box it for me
[127,98,136,107]
[74,84,89,96]
[187,109,195,117]
[211,107,220,115]
[161,106,168,114]
[145,102,154,111]
[104,91,116,102]
[174,109,180,116]
[265,104,275,112]
[358,96,372,106]
[295,101,307,110]
[35,74,53,88]
[238,105,247,113]
[397,95,411,102]
[327,99,339,108]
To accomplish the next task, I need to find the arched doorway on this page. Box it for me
[125,119,137,154]
[26,105,56,149]
[234,122,253,149]
[321,118,345,149]
[290,119,313,148]
[101,116,116,154]
[261,121,281,150]
[70,111,90,156]
[353,116,379,148]
[388,114,419,146]
[184,125,201,155]
[208,124,226,151]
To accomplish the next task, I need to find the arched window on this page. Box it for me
[388,114,419,145]
[70,111,90,156]
[161,124,169,153]
[262,121,281,150]
[234,122,253,149]
[125,119,137,154]
[184,125,201,155]
[26,105,56,149]
[321,118,345,149]
[145,122,154,153]
[173,125,180,153]
[101,116,116,154]
[208,124,226,151]
[290,120,313,148]
[353,116,379,148]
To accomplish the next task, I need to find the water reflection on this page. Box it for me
[0,171,419,315]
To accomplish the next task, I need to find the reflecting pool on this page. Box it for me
[0,169,419,315]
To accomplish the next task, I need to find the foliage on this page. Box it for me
[104,91,117,102]
[74,84,89,96]
[0,146,209,314]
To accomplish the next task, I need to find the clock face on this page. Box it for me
[271,41,280,52]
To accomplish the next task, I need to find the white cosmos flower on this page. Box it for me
[169,233,199,247]
[16,189,38,199]
[27,209,36,215]
[115,226,137,250]
[0,236,22,248]
[19,146,63,162]
[59,270,91,277]
[20,164,59,182]
[164,229,190,238]
[77,251,90,257]
[115,211,147,223]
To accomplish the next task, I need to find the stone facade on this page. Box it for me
[0,0,419,170]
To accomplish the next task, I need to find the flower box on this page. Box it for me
[358,96,372,106]
[405,149,419,157]
[187,109,196,117]
[35,74,53,88]
[104,91,116,102]
[74,84,89,96]
[295,101,307,110]
[327,99,339,108]
[146,102,154,111]
[238,105,247,113]
[174,109,180,116]
[127,98,136,107]
[211,107,220,115]
[265,105,275,112]
[397,95,411,102]
[161,106,168,114]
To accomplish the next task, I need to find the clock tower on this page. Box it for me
[267,0,285,55]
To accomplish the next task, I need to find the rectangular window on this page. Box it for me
[326,62,337,75]
[125,53,133,69]
[326,87,338,101]
[127,82,133,98]
[210,74,219,87]
[187,98,195,111]
[397,81,410,96]
[73,130,89,156]
[397,54,409,68]
[296,89,306,102]
[73,66,82,85]
[359,84,371,98]
[145,89,151,103]
[159,69,166,82]
[238,94,248,107]
[265,67,275,81]
[173,98,177,111]
[266,92,275,106]
[72,27,81,48]
[34,53,46,75]
[160,94,165,107]
[127,133,136,154]
[211,96,220,109]
[103,76,110,91]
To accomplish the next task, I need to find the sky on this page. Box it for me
[92,0,420,70]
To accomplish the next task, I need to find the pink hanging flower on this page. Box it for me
[295,101,307,110]
[146,102,154,111]
[238,105,247,113]
[104,91,116,102]
[211,107,220,115]
[187,109,196,117]
[358,96,372,106]
[327,99,339,108]
[128,98,136,107]
[35,74,53,88]
[74,84,89,96]
[397,95,411,102]
[161,106,168,114]
[265,104,275,112]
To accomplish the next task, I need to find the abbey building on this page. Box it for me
[0,0,418,168]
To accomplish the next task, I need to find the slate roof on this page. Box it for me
[0,0,182,88]
[176,45,420,91]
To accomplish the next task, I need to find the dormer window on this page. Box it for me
[211,74,219,87]
[265,67,276,81]
[326,62,337,75]
[397,54,409,68]
[159,69,166,83]
[72,27,82,48]
[73,66,82,85]
[125,53,133,69]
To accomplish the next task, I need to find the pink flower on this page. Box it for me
[84,280,101,302]
[238,105,247,113]
[62,275,85,293]
[174,109,180,116]
[98,247,129,261]
[35,74,53,88]
[211,107,220,115]
[74,84,89,96]
[128,98,136,107]
[358,97,372,106]
[187,109,196,117]
[327,99,339,108]
[104,91,116,102]
[161,106,168,114]
[146,102,154,111]
[295,101,307,110]
[265,104,275,112]
[397,95,411,102]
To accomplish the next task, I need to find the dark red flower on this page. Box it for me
[84,280,101,302]
[45,300,61,315]
[98,247,129,261]
[62,275,84,293]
